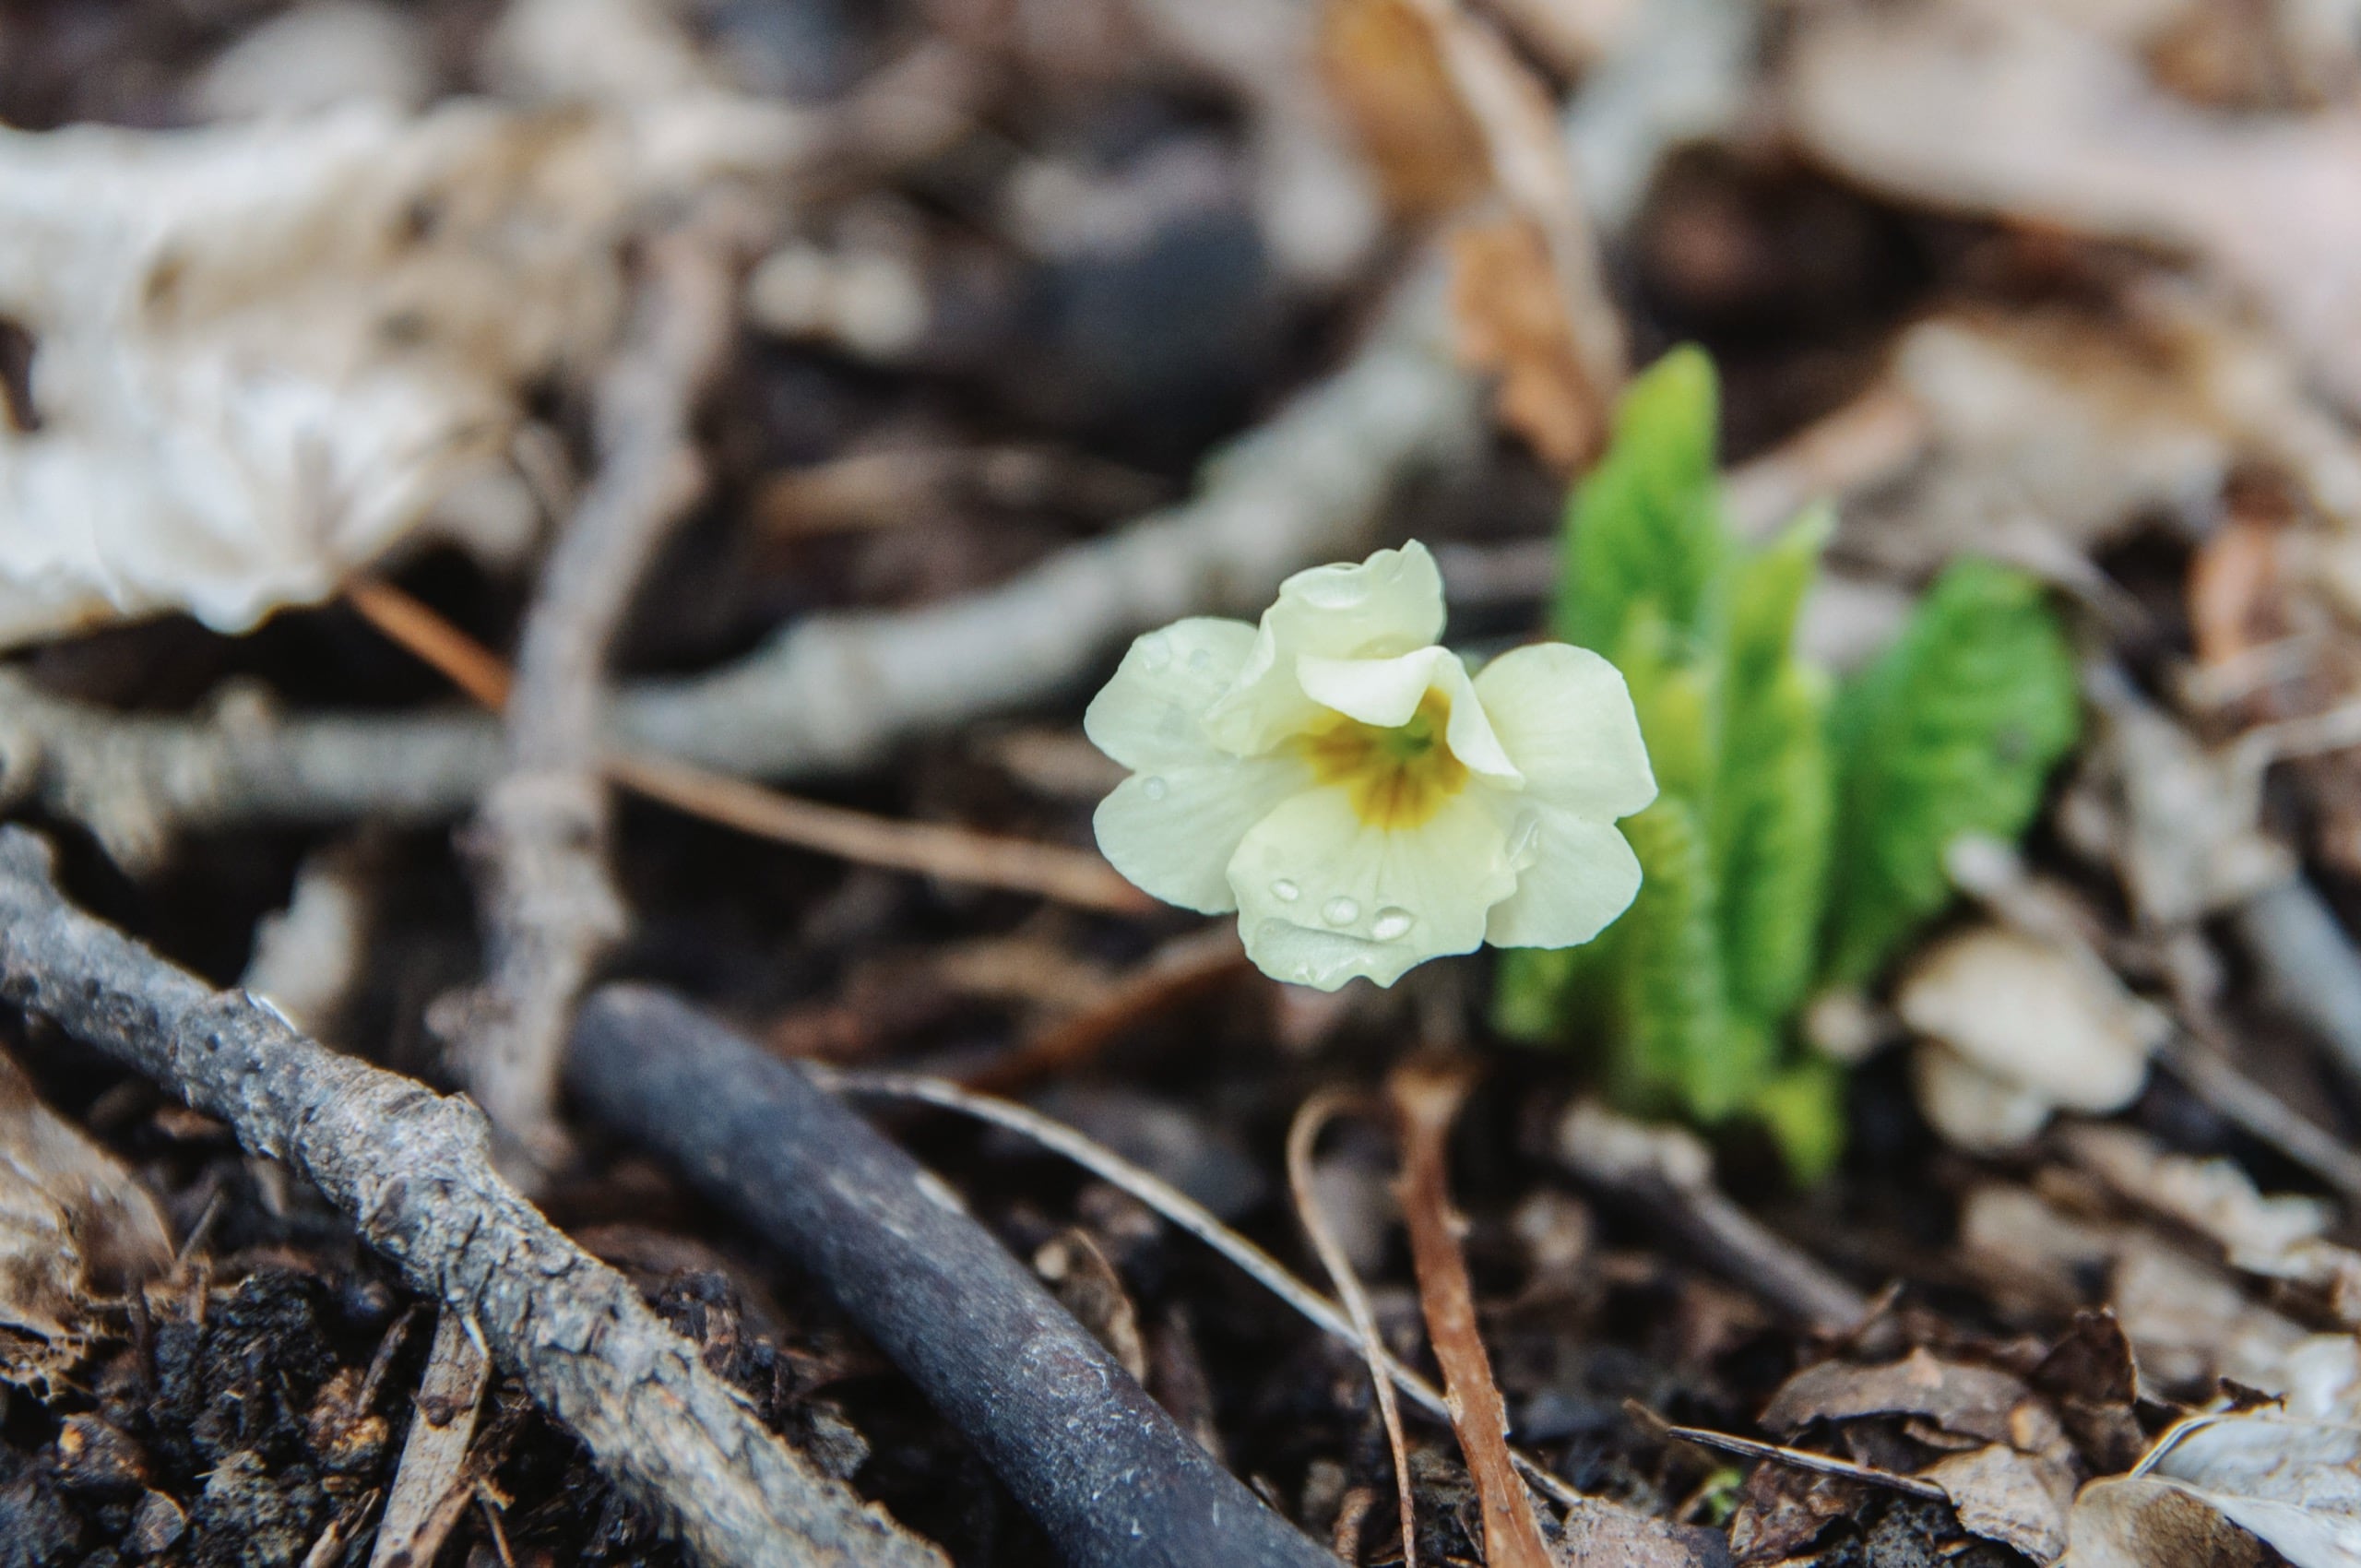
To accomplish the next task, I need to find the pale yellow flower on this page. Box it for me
[1086,540,1655,990]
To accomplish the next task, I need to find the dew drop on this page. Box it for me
[1187,646,1214,672]
[1370,907,1414,941]
[1321,896,1360,927]
[1142,776,1169,802]
[1506,814,1542,862]
[1270,878,1301,903]
[1140,635,1173,671]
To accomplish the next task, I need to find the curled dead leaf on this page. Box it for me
[1450,216,1598,472]
[0,1050,172,1386]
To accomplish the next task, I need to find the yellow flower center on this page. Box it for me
[1300,689,1470,830]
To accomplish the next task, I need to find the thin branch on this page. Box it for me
[1553,1101,1870,1333]
[368,1308,491,1568]
[0,264,1477,869]
[345,578,1147,912]
[449,222,738,1169]
[965,925,1246,1091]
[606,753,1145,912]
[0,826,945,1568]
[1389,1061,1551,1568]
[564,984,1335,1568]
[1633,1407,1948,1502]
[1287,1090,1416,1568]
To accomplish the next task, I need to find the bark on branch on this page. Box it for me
[0,826,944,1568]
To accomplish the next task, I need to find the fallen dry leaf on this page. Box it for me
[1450,216,1597,472]
[1897,925,2168,1150]
[2067,1406,2361,1567]
[1957,1182,2319,1396]
[1786,0,2361,422]
[2063,1123,2361,1324]
[0,1048,172,1385]
[0,83,811,648]
[1764,1346,2044,1448]
[1318,0,1491,218]
[1322,0,1621,467]
[1924,1442,2077,1563]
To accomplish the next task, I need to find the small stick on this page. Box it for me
[1632,1406,1948,1501]
[369,1309,491,1568]
[1553,1101,1869,1333]
[2232,877,2361,1099]
[452,220,738,1169]
[1287,1091,1417,1568]
[0,829,943,1568]
[605,753,1144,913]
[966,926,1247,1092]
[1388,1062,1551,1568]
[565,984,1336,1568]
[2158,1031,2361,1205]
[345,579,1146,914]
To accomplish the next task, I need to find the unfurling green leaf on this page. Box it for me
[1821,558,2082,987]
[1752,1055,1848,1185]
[1557,346,1725,659]
[1498,344,2080,1189]
[1615,801,1766,1123]
[1715,510,1834,1024]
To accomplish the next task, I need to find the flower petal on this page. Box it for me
[1227,784,1518,989]
[1484,804,1643,948]
[1204,541,1446,754]
[1296,647,1524,784]
[1084,617,1257,773]
[1093,755,1306,913]
[1472,642,1656,819]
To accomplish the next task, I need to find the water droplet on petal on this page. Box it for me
[1142,776,1169,801]
[1271,879,1300,903]
[1322,896,1359,926]
[1140,636,1173,671]
[1507,814,1542,863]
[1187,646,1214,672]
[1371,907,1414,941]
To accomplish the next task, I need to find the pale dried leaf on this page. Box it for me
[1925,1443,2077,1563]
[1449,216,1596,472]
[1897,925,2167,1148]
[2062,1123,2361,1320]
[1787,2,2361,420]
[0,94,803,648]
[2068,1417,2361,1568]
[1762,1347,2041,1448]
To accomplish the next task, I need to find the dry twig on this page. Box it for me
[1554,1101,1869,1333]
[368,1308,492,1568]
[1389,1060,1552,1568]
[448,221,738,1169]
[1287,1090,1416,1568]
[966,925,1247,1091]
[346,577,1146,912]
[0,828,943,1568]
